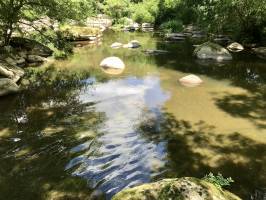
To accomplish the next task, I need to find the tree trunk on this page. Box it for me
[3,23,13,46]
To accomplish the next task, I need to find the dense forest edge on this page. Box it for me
[1,0,266,48]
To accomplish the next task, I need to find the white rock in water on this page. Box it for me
[227,42,244,52]
[111,42,123,49]
[100,57,125,69]
[179,74,203,87]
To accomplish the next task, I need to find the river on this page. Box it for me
[0,31,265,200]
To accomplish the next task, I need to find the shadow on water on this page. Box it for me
[138,111,266,199]
[152,38,266,130]
[0,32,265,200]
[0,67,107,200]
[214,86,266,129]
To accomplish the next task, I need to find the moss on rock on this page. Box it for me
[112,177,241,200]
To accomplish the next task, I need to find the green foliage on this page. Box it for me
[0,0,95,45]
[131,0,159,23]
[131,6,154,23]
[159,19,183,33]
[196,0,266,42]
[103,0,130,23]
[203,173,234,189]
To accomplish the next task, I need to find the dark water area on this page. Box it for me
[0,31,265,200]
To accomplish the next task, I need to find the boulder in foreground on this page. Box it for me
[194,42,232,61]
[112,177,241,200]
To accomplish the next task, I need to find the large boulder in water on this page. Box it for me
[0,61,25,82]
[227,42,244,52]
[179,74,203,87]
[112,177,241,200]
[194,42,232,61]
[100,57,125,75]
[10,37,53,57]
[0,78,20,97]
[100,57,125,69]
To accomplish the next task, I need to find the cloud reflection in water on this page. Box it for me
[66,76,170,198]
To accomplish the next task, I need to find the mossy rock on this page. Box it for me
[0,78,20,96]
[112,177,241,200]
[194,42,232,61]
[10,37,53,57]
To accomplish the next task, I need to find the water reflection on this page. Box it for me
[66,76,170,198]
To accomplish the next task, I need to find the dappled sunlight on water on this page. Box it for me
[0,31,265,200]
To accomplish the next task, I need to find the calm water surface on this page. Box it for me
[0,31,265,200]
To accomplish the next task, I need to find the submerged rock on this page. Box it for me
[124,40,141,48]
[0,78,20,97]
[179,74,203,87]
[252,47,266,59]
[143,49,169,55]
[194,42,232,61]
[0,61,25,82]
[166,33,186,41]
[227,42,244,52]
[100,57,125,75]
[111,42,123,49]
[112,177,241,200]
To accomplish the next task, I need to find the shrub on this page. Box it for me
[159,19,183,33]
[203,173,234,189]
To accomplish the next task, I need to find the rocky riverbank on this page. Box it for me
[0,15,112,97]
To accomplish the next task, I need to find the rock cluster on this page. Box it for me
[0,37,53,97]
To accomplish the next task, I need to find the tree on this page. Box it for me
[0,0,95,45]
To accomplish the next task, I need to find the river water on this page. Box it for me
[0,31,265,200]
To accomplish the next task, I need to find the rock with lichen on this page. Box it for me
[194,42,232,61]
[112,177,241,200]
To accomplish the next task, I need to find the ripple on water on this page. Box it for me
[65,76,170,198]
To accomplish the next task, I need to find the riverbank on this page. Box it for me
[0,15,111,97]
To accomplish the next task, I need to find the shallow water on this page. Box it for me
[0,31,266,200]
